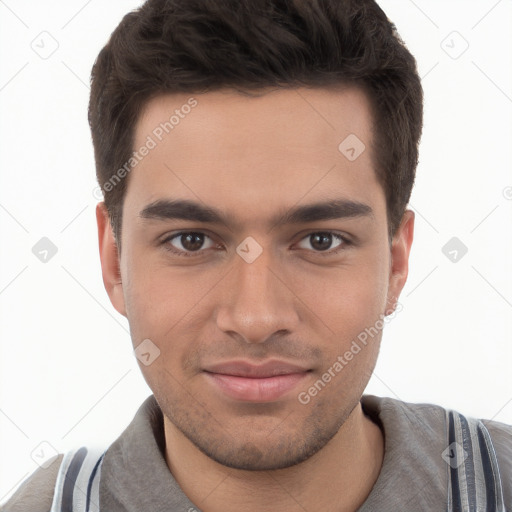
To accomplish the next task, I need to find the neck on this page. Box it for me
[164,402,384,512]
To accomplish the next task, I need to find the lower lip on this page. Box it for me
[204,372,309,402]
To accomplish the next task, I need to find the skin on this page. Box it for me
[97,86,414,512]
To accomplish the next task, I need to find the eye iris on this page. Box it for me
[181,233,204,251]
[311,233,332,251]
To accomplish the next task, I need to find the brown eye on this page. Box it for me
[164,232,216,254]
[310,233,333,251]
[297,232,347,253]
[180,233,205,251]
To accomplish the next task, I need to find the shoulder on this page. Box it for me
[362,395,512,505]
[0,454,63,512]
[363,394,512,441]
[361,394,448,433]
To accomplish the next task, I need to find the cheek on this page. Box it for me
[123,271,178,343]
[121,254,221,353]
[290,252,390,341]
[304,267,388,403]
[121,263,202,392]
[121,249,173,346]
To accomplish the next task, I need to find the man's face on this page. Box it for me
[98,86,413,470]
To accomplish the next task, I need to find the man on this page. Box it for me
[2,0,510,511]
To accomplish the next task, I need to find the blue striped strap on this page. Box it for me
[446,410,505,512]
[50,447,105,512]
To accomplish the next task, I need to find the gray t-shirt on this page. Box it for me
[2,395,511,511]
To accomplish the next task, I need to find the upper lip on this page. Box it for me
[203,360,311,378]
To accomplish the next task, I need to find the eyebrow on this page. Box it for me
[139,198,373,228]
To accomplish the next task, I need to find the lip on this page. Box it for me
[203,360,311,402]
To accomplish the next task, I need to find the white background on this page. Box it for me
[1,0,511,503]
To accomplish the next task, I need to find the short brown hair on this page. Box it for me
[89,0,423,244]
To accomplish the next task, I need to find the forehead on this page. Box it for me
[126,86,384,227]
[135,86,373,155]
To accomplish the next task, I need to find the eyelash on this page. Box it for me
[160,231,353,258]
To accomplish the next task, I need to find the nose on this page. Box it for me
[215,243,300,344]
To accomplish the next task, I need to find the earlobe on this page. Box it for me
[386,210,415,315]
[96,202,127,317]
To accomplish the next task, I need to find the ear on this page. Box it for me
[386,209,414,315]
[96,202,127,317]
